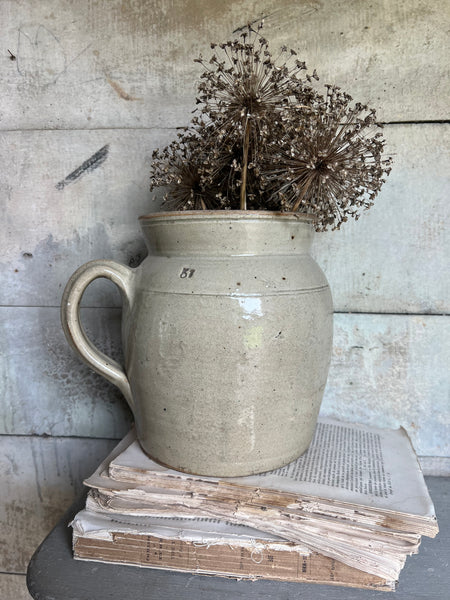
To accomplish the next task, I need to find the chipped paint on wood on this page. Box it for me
[0,307,132,438]
[0,435,116,572]
[1,0,449,129]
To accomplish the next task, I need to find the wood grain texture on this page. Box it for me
[0,435,116,573]
[1,124,448,313]
[1,307,448,458]
[0,574,30,600]
[1,0,449,130]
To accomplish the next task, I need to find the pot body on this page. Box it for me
[62,212,333,476]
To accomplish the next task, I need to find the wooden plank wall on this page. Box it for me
[1,1,449,597]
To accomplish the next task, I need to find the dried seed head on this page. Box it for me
[150,130,220,211]
[149,23,392,229]
[262,87,392,230]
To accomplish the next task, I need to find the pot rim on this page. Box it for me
[139,210,316,222]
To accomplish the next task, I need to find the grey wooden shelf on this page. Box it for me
[27,477,449,600]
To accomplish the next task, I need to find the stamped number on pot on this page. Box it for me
[180,267,195,278]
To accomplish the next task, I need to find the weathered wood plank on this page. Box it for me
[419,457,450,477]
[0,124,448,313]
[321,313,450,459]
[0,435,116,573]
[1,307,448,458]
[1,0,448,130]
[311,125,450,314]
[0,128,165,308]
[0,574,30,600]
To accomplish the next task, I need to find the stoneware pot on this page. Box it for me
[61,211,333,476]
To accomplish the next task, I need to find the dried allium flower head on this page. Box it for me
[264,85,392,230]
[149,24,392,230]
[194,23,318,209]
[150,130,219,211]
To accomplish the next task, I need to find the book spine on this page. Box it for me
[73,533,394,591]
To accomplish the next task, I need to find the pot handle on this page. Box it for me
[60,259,134,410]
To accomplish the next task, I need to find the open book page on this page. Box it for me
[106,419,437,523]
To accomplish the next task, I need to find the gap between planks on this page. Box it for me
[0,121,449,134]
[0,433,120,441]
[1,306,449,317]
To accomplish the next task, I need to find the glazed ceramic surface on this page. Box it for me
[61,212,333,476]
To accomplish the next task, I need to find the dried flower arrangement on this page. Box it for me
[150,23,392,231]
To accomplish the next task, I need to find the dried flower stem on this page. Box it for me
[292,177,313,212]
[240,121,251,210]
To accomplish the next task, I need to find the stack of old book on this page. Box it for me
[71,418,438,591]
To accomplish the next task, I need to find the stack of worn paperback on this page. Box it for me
[72,418,438,591]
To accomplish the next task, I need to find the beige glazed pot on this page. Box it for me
[61,212,333,476]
